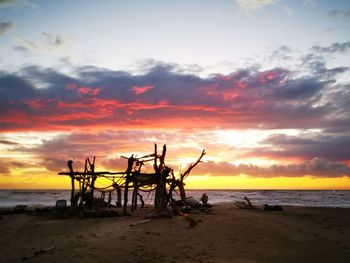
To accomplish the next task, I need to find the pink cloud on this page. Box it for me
[26,99,52,109]
[193,158,350,178]
[132,85,155,95]
[66,83,101,96]
[78,87,101,96]
[66,83,77,90]
[258,69,286,84]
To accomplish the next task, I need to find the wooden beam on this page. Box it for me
[123,155,134,215]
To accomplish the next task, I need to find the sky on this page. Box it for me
[1,0,350,189]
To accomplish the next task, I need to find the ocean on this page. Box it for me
[0,189,350,208]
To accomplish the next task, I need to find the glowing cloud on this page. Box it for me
[132,85,155,95]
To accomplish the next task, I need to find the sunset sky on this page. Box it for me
[1,0,350,189]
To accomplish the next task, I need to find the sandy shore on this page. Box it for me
[1,203,350,263]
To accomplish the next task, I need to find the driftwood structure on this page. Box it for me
[58,144,206,216]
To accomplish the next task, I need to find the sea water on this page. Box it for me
[0,189,350,208]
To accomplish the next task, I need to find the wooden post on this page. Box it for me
[79,158,88,207]
[67,160,75,207]
[178,180,187,202]
[108,191,112,207]
[154,143,158,169]
[159,144,166,170]
[114,183,122,207]
[154,144,167,209]
[131,183,138,212]
[123,155,134,215]
[137,193,144,208]
[89,156,96,198]
[134,184,138,210]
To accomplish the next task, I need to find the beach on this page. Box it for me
[1,203,350,263]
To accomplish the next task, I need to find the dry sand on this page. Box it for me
[0,203,350,263]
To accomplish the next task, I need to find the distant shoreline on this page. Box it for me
[1,189,350,208]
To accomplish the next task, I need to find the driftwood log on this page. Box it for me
[234,196,256,209]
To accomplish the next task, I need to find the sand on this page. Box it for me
[0,204,350,263]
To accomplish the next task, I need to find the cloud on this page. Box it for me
[0,21,14,36]
[283,4,293,15]
[8,129,210,174]
[269,45,293,61]
[13,37,40,52]
[132,85,155,95]
[1,42,350,136]
[101,158,128,171]
[12,33,69,55]
[0,140,18,145]
[0,55,349,132]
[193,158,350,178]
[244,133,350,162]
[327,10,350,19]
[303,0,317,6]
[0,0,35,8]
[0,160,28,174]
[41,32,67,47]
[0,161,9,174]
[0,0,16,7]
[302,43,349,79]
[41,157,74,172]
[2,59,348,179]
[11,161,25,168]
[311,41,350,54]
[13,45,29,53]
[236,0,279,10]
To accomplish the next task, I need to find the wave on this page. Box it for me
[0,189,349,208]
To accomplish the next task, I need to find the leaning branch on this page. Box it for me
[180,149,206,180]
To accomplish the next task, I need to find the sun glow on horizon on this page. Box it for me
[185,175,350,190]
[1,173,350,190]
[1,129,350,190]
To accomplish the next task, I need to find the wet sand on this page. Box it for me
[0,203,350,262]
